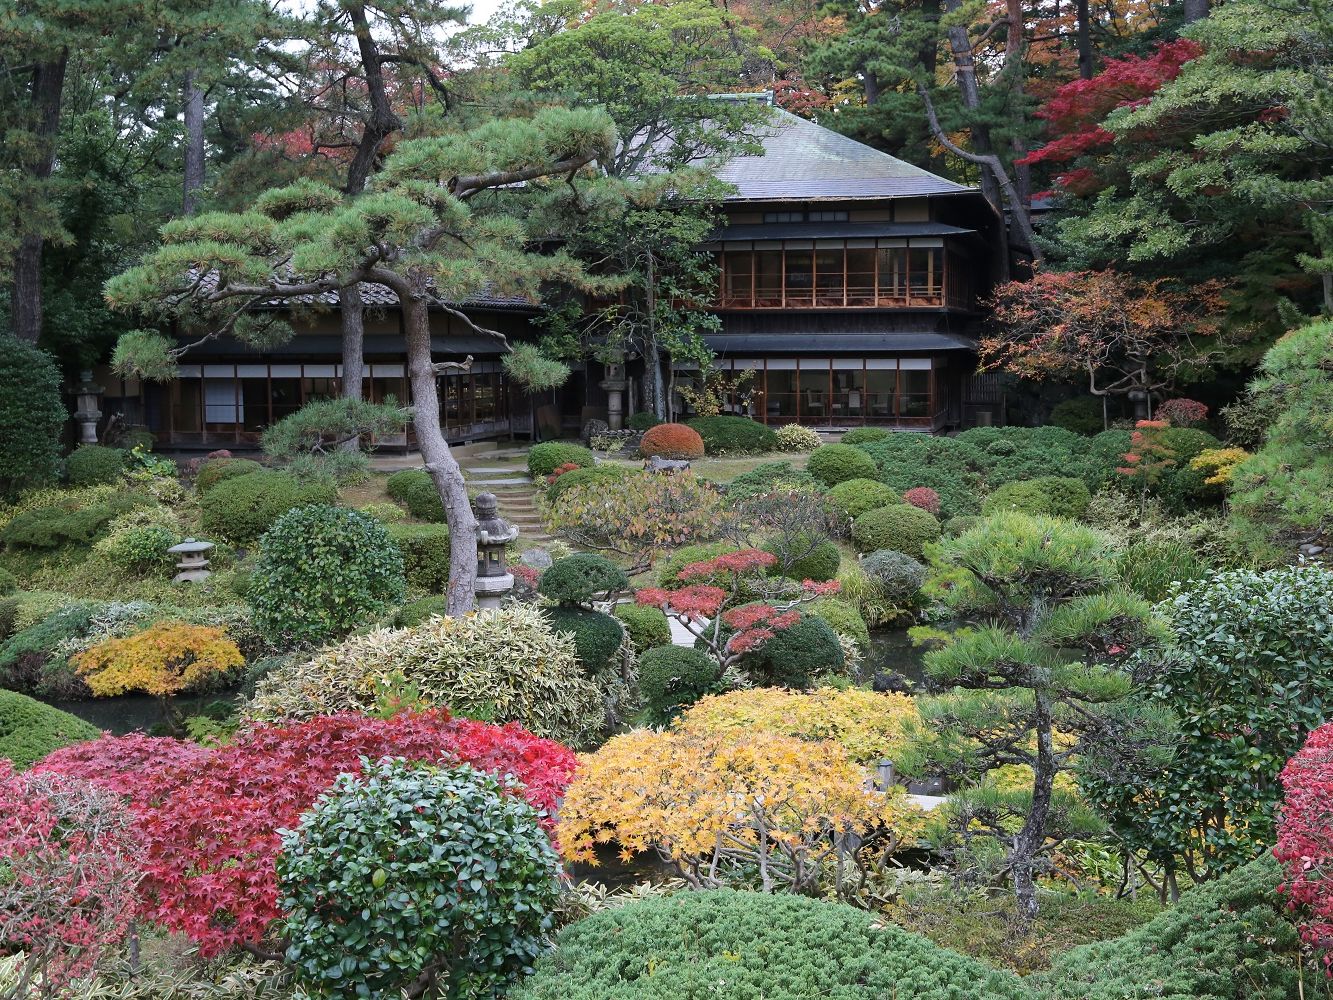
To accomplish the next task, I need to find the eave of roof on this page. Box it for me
[713,221,975,242]
[705,332,977,353]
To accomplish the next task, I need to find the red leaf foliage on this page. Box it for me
[34,711,576,957]
[1276,722,1333,973]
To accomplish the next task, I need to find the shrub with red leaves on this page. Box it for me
[902,486,941,516]
[34,711,576,958]
[1156,398,1209,428]
[639,422,705,460]
[0,763,141,996]
[545,462,581,485]
[1276,722,1333,973]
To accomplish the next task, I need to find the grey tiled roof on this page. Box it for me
[194,270,536,311]
[717,107,974,202]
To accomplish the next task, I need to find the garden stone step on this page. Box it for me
[465,477,533,486]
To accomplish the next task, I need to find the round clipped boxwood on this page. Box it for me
[65,445,126,487]
[546,464,626,503]
[851,504,942,557]
[1050,397,1106,436]
[725,460,821,502]
[806,597,870,652]
[686,415,778,456]
[539,553,629,607]
[765,535,841,582]
[543,606,625,674]
[200,470,338,543]
[738,612,845,687]
[824,478,900,530]
[195,456,262,493]
[528,442,595,478]
[249,504,406,647]
[775,423,822,452]
[279,758,561,1000]
[612,603,672,655]
[627,411,663,432]
[807,443,878,487]
[861,549,928,602]
[0,338,66,500]
[639,423,705,461]
[385,469,445,522]
[385,523,451,591]
[0,689,100,769]
[393,595,449,627]
[982,476,1092,520]
[639,645,719,722]
[840,427,892,446]
[510,889,1031,1000]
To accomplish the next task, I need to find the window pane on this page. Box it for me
[271,378,302,423]
[723,250,753,306]
[866,369,896,419]
[847,249,875,306]
[242,379,269,432]
[799,365,829,423]
[755,252,783,306]
[785,251,813,306]
[204,379,239,425]
[833,365,864,419]
[763,367,797,421]
[175,379,202,433]
[898,369,931,418]
[877,248,906,304]
[909,248,942,304]
[815,249,845,306]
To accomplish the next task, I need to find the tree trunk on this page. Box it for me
[11,54,68,344]
[942,0,1002,212]
[403,296,477,614]
[1011,688,1056,920]
[1182,0,1208,23]
[919,0,942,77]
[339,284,368,450]
[643,252,667,419]
[182,71,206,214]
[1004,0,1031,207]
[1076,0,1094,79]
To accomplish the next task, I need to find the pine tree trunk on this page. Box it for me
[403,297,477,614]
[1182,0,1209,23]
[182,71,205,215]
[1011,688,1056,920]
[339,284,368,450]
[1076,0,1094,79]
[942,0,1002,213]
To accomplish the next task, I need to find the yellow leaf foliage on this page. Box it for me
[1190,447,1251,486]
[73,621,244,699]
[675,686,919,767]
[558,728,924,891]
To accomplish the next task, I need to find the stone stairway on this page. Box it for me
[455,443,553,545]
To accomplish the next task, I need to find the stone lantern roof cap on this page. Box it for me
[168,537,215,554]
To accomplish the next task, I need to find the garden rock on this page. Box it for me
[644,455,691,474]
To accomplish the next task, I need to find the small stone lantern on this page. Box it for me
[168,538,215,583]
[72,370,104,445]
[473,493,518,610]
[599,354,628,431]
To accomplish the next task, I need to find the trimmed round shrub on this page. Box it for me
[639,423,705,460]
[638,645,719,722]
[0,338,66,500]
[546,464,626,502]
[902,486,941,516]
[627,411,663,431]
[386,523,451,591]
[824,478,900,530]
[806,597,870,651]
[612,603,672,655]
[195,456,262,493]
[0,689,99,769]
[765,535,841,582]
[200,470,338,543]
[511,889,1031,1000]
[1050,397,1106,435]
[655,541,740,588]
[982,476,1092,520]
[385,469,445,522]
[861,549,928,602]
[66,445,126,487]
[808,443,878,487]
[92,508,179,572]
[841,427,892,446]
[543,607,625,674]
[1157,426,1220,463]
[725,460,821,502]
[686,415,778,455]
[528,442,594,478]
[775,423,822,451]
[539,553,629,607]
[851,504,942,557]
[729,611,846,688]
[944,515,981,537]
[249,505,406,646]
[278,758,561,1000]
[393,595,449,627]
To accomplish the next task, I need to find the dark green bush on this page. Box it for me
[855,436,982,518]
[1115,539,1210,602]
[612,603,672,654]
[655,541,740,588]
[1034,855,1314,1000]
[982,477,1092,520]
[1156,427,1220,464]
[528,442,595,478]
[1087,430,1134,489]
[2,493,145,549]
[726,610,845,688]
[944,515,981,537]
[0,601,99,699]
[806,597,870,651]
[861,549,928,602]
[248,505,406,647]
[686,415,779,455]
[955,426,1095,486]
[0,338,66,500]
[386,523,451,591]
[384,469,446,522]
[195,456,263,493]
[539,553,629,607]
[393,595,449,627]
[627,411,663,431]
[199,470,338,543]
[841,427,892,446]
[511,890,1032,1000]
[638,645,719,722]
[0,568,16,595]
[851,504,942,557]
[0,689,100,768]
[1049,397,1107,436]
[547,464,627,503]
[725,461,820,502]
[807,443,878,487]
[824,478,900,530]
[543,606,625,674]
[765,536,841,582]
[65,444,126,487]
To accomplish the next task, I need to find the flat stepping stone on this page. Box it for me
[465,477,533,486]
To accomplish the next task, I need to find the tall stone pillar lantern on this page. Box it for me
[599,354,628,431]
[473,492,518,611]
[72,370,104,445]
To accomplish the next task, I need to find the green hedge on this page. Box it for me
[65,445,126,487]
[824,478,900,529]
[547,464,627,503]
[528,442,594,478]
[539,553,628,606]
[612,603,672,655]
[638,645,719,723]
[199,470,338,543]
[851,504,942,557]
[627,412,663,431]
[195,456,263,493]
[0,338,66,500]
[386,523,452,591]
[765,536,841,582]
[511,890,1032,1000]
[0,689,100,769]
[982,477,1092,520]
[1,492,146,549]
[807,443,878,487]
[1050,397,1106,435]
[543,606,624,674]
[841,427,892,446]
[385,469,446,522]
[686,415,779,455]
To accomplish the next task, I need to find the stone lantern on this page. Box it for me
[72,370,104,445]
[168,538,215,583]
[473,493,518,610]
[598,354,628,431]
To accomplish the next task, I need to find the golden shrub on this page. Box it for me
[73,621,243,698]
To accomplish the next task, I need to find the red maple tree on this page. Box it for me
[1276,722,1333,974]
